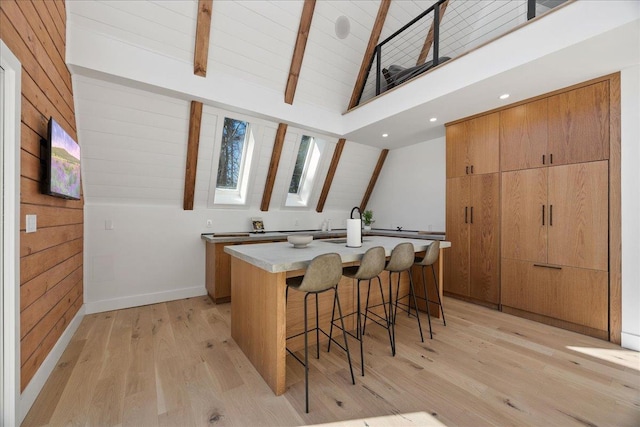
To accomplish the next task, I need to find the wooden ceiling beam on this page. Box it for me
[194,0,213,76]
[416,0,449,66]
[360,149,388,212]
[347,0,391,110]
[261,123,288,211]
[284,0,316,105]
[183,101,203,210]
[316,138,346,212]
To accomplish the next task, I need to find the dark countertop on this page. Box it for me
[201,229,445,243]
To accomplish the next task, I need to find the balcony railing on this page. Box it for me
[356,0,569,106]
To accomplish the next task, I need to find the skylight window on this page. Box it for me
[289,135,313,194]
[217,118,248,190]
[285,134,326,208]
[211,116,256,206]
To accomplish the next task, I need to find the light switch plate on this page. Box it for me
[105,220,114,230]
[26,214,37,233]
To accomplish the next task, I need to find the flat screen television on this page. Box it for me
[41,117,81,200]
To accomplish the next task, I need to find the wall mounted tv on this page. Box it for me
[40,117,81,200]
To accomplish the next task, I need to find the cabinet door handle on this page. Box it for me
[464,207,468,223]
[470,206,474,224]
[542,205,545,226]
[470,165,474,174]
[465,166,469,175]
[549,204,553,226]
[550,153,553,164]
[542,154,545,165]
[533,263,562,270]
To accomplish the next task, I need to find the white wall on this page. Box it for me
[84,204,353,313]
[621,65,640,351]
[366,136,446,231]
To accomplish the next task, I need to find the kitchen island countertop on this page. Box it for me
[224,235,451,273]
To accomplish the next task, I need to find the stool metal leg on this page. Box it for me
[303,292,310,413]
[315,293,320,359]
[327,290,338,352]
[408,271,425,342]
[431,264,446,325]
[389,271,396,356]
[376,275,393,353]
[334,287,355,385]
[420,266,434,339]
[393,269,425,343]
[362,280,373,335]
[357,279,364,376]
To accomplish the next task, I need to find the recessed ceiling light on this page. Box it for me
[499,93,510,100]
[382,133,388,138]
[430,117,437,122]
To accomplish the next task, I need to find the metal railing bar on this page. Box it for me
[378,0,448,48]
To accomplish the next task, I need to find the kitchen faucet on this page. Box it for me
[350,206,361,219]
[350,207,363,243]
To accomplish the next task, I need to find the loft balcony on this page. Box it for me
[356,0,571,107]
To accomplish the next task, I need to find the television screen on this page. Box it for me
[42,118,81,200]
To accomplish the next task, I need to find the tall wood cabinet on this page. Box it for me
[445,113,500,306]
[445,174,500,305]
[445,74,620,341]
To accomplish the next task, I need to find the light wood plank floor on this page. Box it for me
[22,296,639,426]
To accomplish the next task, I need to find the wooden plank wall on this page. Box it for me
[0,0,84,390]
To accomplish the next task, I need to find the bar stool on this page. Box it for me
[285,253,355,413]
[328,246,388,376]
[414,240,446,340]
[385,242,424,355]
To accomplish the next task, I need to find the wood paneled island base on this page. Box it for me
[230,257,287,394]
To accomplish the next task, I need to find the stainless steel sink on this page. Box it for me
[324,238,370,244]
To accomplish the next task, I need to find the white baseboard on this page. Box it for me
[20,305,86,423]
[84,286,207,314]
[622,332,640,352]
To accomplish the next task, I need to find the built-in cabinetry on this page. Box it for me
[444,75,620,341]
[445,113,500,306]
[445,174,500,306]
[501,161,609,338]
[500,81,610,171]
[446,113,500,177]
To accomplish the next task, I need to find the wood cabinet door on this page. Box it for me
[500,99,548,171]
[548,81,610,166]
[467,112,500,175]
[446,121,469,178]
[547,161,609,271]
[444,177,470,296]
[469,173,500,304]
[501,258,608,332]
[501,168,548,263]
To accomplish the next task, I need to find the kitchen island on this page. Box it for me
[225,236,451,395]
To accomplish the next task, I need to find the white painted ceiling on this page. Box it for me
[66,0,640,207]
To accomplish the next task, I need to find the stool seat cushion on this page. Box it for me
[385,242,414,272]
[414,241,440,267]
[286,253,343,293]
[343,246,385,280]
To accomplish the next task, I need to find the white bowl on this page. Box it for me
[288,235,313,248]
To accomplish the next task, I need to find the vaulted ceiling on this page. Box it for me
[66,0,639,209]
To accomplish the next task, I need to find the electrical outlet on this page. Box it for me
[206,219,213,228]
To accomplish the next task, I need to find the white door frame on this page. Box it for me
[1,39,22,427]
